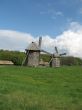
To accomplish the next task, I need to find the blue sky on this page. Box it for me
[0,0,82,57]
[0,0,82,36]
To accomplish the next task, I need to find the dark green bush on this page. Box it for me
[60,56,82,66]
[0,50,25,65]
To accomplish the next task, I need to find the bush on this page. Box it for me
[0,50,25,65]
[60,56,82,66]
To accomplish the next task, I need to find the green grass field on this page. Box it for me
[0,66,82,110]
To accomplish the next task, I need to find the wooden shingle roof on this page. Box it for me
[26,42,40,51]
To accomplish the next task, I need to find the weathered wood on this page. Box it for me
[23,42,40,67]
[27,51,40,67]
[51,58,60,67]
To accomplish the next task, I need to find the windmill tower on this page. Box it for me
[50,47,66,67]
[22,37,42,67]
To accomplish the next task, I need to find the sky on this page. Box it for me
[0,0,82,57]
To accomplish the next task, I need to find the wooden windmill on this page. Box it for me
[22,38,66,67]
[22,37,42,67]
[50,46,66,67]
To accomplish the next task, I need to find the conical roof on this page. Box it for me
[26,42,40,51]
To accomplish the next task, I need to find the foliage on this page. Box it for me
[0,66,82,110]
[60,56,82,66]
[40,54,51,62]
[0,50,82,66]
[0,50,25,65]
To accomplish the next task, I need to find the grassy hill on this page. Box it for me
[0,66,82,110]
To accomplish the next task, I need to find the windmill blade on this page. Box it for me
[22,55,28,66]
[60,53,66,56]
[22,50,29,66]
[41,49,52,55]
[39,37,42,49]
[55,46,58,54]
[49,57,53,64]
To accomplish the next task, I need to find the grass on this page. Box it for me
[0,66,82,110]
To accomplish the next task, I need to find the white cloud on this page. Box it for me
[54,22,82,57]
[0,22,82,58]
[0,30,34,51]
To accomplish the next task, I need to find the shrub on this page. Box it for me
[0,50,25,65]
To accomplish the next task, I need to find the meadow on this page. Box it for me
[0,66,82,110]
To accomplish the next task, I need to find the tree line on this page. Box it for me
[0,50,25,65]
[0,49,82,66]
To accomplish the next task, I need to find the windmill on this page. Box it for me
[22,37,66,67]
[22,37,42,67]
[50,46,66,67]
[22,37,52,67]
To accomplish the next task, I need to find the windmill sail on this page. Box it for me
[60,53,66,56]
[55,46,58,54]
[22,50,29,66]
[50,46,66,67]
[39,37,42,49]
[54,46,66,57]
[22,55,28,66]
[41,49,51,55]
[54,46,59,57]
